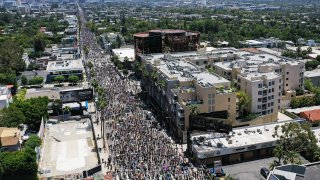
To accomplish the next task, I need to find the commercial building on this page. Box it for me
[46,60,83,83]
[239,37,284,48]
[189,120,320,166]
[111,47,135,62]
[0,85,13,109]
[134,29,200,59]
[140,53,236,142]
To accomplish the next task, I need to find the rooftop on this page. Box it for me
[112,48,135,62]
[46,60,83,72]
[268,163,320,180]
[300,109,320,122]
[191,120,294,159]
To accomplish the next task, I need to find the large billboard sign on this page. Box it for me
[60,89,93,103]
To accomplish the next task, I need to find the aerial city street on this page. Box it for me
[1,0,320,180]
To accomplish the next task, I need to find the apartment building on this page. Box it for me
[139,53,236,143]
[237,72,281,120]
[213,51,304,119]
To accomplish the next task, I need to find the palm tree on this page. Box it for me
[236,91,251,118]
[151,71,158,81]
[158,80,166,90]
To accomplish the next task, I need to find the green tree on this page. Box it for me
[21,75,28,86]
[53,75,65,85]
[68,75,79,85]
[273,122,319,164]
[236,91,252,117]
[0,104,26,127]
[0,147,38,177]
[305,60,320,71]
[0,40,25,73]
[83,45,89,57]
[28,76,44,85]
[15,97,49,130]
[33,34,46,53]
[24,135,41,149]
[304,79,315,92]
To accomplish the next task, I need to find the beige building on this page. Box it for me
[139,53,236,142]
[237,72,281,120]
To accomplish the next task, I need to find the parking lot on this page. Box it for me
[223,157,276,180]
[39,120,98,178]
[223,156,310,180]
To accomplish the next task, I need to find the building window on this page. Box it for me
[208,94,212,98]
[286,84,288,86]
[258,84,262,88]
[262,111,266,115]
[258,91,262,95]
[286,78,289,81]
[208,99,211,104]
[278,99,281,103]
[271,102,274,106]
[258,98,262,102]
[272,88,274,92]
[271,109,273,113]
[272,81,275,85]
[258,105,261,109]
[228,98,230,102]
[279,79,281,83]
[269,82,271,86]
[287,72,289,75]
[272,95,274,99]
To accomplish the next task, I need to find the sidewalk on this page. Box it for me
[88,103,119,180]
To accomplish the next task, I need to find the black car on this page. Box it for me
[260,167,270,179]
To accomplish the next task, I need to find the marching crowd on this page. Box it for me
[79,7,210,180]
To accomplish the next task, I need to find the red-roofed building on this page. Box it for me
[300,109,320,122]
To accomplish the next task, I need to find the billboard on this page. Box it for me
[60,89,93,103]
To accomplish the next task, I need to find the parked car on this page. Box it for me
[260,167,270,179]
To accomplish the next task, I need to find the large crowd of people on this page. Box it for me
[79,6,210,180]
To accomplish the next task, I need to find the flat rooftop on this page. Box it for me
[46,60,83,72]
[191,120,294,159]
[147,54,230,87]
[305,69,320,78]
[40,120,98,178]
[112,48,135,62]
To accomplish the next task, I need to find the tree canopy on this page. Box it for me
[271,122,320,168]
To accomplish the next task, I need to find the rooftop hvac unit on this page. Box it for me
[217,142,223,148]
[228,140,232,144]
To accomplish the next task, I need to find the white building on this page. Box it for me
[111,48,135,62]
[0,85,13,109]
